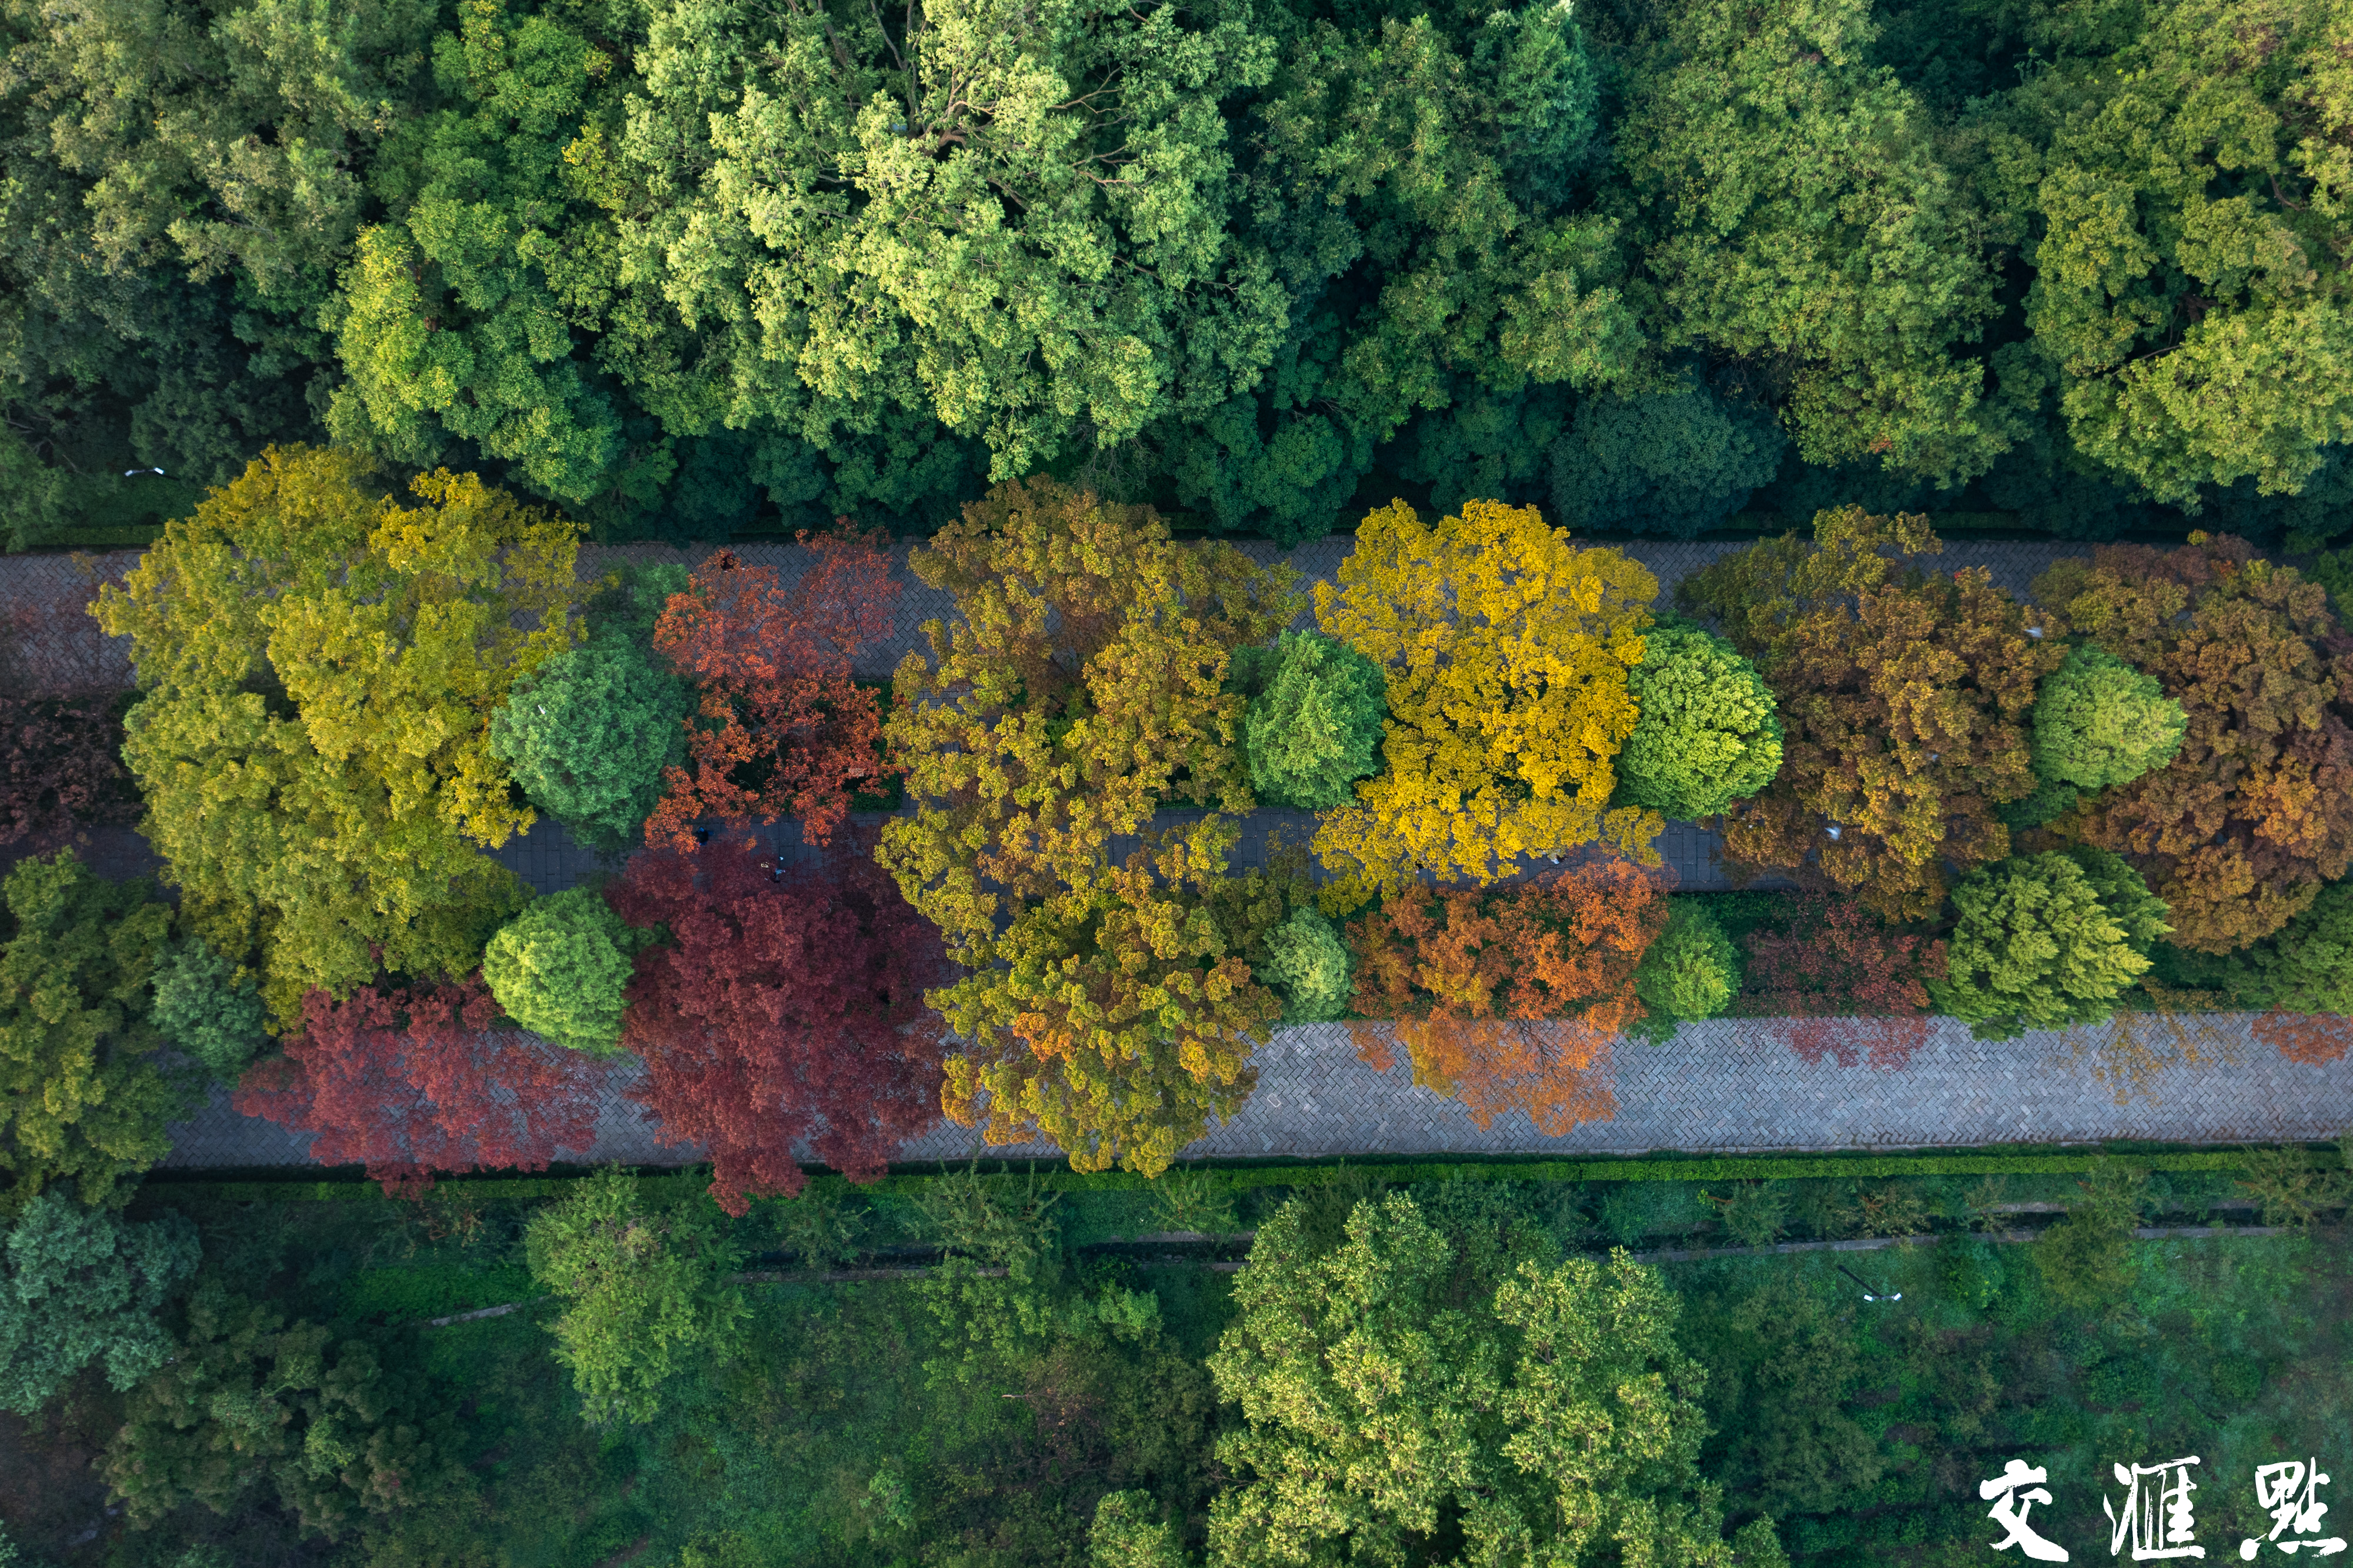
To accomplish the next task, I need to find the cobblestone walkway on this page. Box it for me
[160,1013,2352,1173]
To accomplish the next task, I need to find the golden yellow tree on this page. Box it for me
[91,446,588,1026]
[879,477,1305,1173]
[1312,499,1661,903]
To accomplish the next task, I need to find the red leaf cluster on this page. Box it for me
[233,974,602,1199]
[0,693,141,852]
[2252,1009,2353,1067]
[1345,858,1670,1135]
[1737,896,1949,1069]
[606,833,949,1216]
[646,530,901,853]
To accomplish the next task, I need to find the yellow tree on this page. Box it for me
[879,476,1303,1173]
[1312,499,1661,903]
[91,446,589,1027]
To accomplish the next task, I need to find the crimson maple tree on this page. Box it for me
[233,971,602,1199]
[605,833,948,1216]
[646,530,900,854]
[1735,897,1949,1070]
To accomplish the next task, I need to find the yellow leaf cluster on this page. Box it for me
[1311,499,1662,899]
[89,446,588,1027]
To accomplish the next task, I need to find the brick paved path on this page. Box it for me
[158,1013,2352,1172]
[19,533,2344,1172]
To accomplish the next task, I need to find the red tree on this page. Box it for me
[646,530,901,853]
[1738,897,1949,1069]
[234,973,603,1199]
[606,832,949,1215]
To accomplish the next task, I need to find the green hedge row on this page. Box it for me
[136,1142,2342,1209]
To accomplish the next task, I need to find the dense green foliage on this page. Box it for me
[488,642,689,858]
[481,887,655,1056]
[2030,643,2188,792]
[1226,630,1387,811]
[1929,850,2171,1039]
[11,0,2352,548]
[2,1160,2344,1563]
[147,939,272,1083]
[0,1192,197,1414]
[1617,626,1784,819]
[523,1169,748,1426]
[1549,378,1789,539]
[99,1282,454,1539]
[1253,905,1353,1023]
[1632,899,1744,1040]
[1189,1189,1785,1568]
[0,850,186,1214]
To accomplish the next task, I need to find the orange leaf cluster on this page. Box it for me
[2252,1009,2353,1067]
[1737,897,1949,1070]
[1345,858,1669,1135]
[2033,535,2353,952]
[646,530,899,853]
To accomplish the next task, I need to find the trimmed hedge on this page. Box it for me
[135,1142,2342,1209]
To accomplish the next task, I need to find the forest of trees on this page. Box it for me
[4,0,2352,553]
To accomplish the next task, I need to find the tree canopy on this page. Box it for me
[1314,499,1660,902]
[89,445,586,1027]
[1189,1190,1787,1568]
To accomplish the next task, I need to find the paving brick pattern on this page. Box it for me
[159,1012,2353,1172]
[19,535,2341,1173]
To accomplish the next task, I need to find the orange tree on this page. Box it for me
[1312,499,1661,907]
[2031,533,2353,953]
[1345,857,1669,1135]
[876,477,1303,1174]
[1677,507,2066,922]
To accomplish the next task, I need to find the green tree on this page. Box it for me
[0,0,437,510]
[100,1284,452,1537]
[1549,378,1788,540]
[0,1192,198,1415]
[1618,0,2005,483]
[1974,0,2353,507]
[524,1168,749,1426]
[2031,643,2188,791]
[1197,1190,1787,1568]
[1930,850,2170,1039]
[1227,630,1386,811]
[91,445,588,1027]
[2031,1157,2149,1310]
[1703,1276,1882,1517]
[1255,905,1352,1023]
[489,642,689,856]
[0,850,186,1214]
[1617,626,1784,820]
[1632,900,1742,1041]
[149,937,273,1082]
[481,886,658,1055]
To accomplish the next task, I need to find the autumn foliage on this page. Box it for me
[1314,499,1661,902]
[0,694,141,853]
[1735,898,1949,1070]
[234,973,602,1199]
[606,835,949,1216]
[1678,508,2065,922]
[2252,1012,2353,1067]
[2032,535,2353,953]
[1346,858,1671,1134]
[646,530,900,853]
